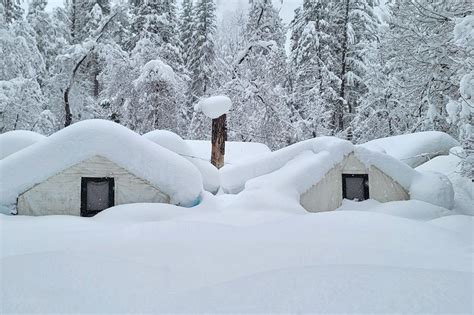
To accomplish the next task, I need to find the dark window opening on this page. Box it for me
[81,177,115,217]
[342,174,369,201]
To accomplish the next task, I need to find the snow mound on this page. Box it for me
[361,131,459,167]
[195,95,232,119]
[143,130,191,156]
[93,203,191,223]
[410,171,454,209]
[0,120,203,210]
[0,130,46,159]
[143,130,220,193]
[416,149,473,214]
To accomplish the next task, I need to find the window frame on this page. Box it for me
[342,173,369,201]
[80,177,115,217]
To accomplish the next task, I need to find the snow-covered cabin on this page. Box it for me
[221,137,454,212]
[143,129,271,193]
[361,131,459,167]
[0,130,46,159]
[0,120,203,216]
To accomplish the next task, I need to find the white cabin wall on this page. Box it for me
[300,153,409,213]
[17,156,170,216]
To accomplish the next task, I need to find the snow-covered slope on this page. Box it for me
[0,130,46,159]
[0,120,203,209]
[1,199,472,313]
[361,131,459,167]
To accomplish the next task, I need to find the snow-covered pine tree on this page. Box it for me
[384,0,471,136]
[221,0,292,148]
[0,15,52,133]
[288,0,340,141]
[179,0,194,67]
[449,14,473,178]
[188,0,216,100]
[2,0,23,24]
[331,0,380,137]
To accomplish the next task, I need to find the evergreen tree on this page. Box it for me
[188,0,216,100]
[2,0,23,24]
[179,0,194,67]
[222,0,292,148]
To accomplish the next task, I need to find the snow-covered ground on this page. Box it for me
[1,194,472,313]
[1,138,472,313]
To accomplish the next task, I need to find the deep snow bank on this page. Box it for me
[1,205,472,313]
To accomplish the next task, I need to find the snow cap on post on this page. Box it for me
[195,95,232,119]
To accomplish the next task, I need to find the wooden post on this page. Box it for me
[211,114,227,169]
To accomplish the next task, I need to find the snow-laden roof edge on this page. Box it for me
[0,130,47,159]
[0,120,203,209]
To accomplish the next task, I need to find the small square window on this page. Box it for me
[342,174,369,201]
[81,177,115,217]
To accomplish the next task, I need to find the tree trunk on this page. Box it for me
[211,114,227,169]
[64,87,72,127]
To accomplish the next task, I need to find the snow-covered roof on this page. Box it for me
[361,131,459,167]
[221,137,454,209]
[0,130,46,159]
[143,130,219,193]
[0,120,203,209]
[143,130,271,193]
[143,130,191,156]
[186,140,271,165]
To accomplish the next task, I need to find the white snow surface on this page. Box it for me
[417,147,473,215]
[1,194,472,313]
[355,199,452,221]
[0,130,46,159]
[195,95,232,119]
[143,129,191,156]
[143,130,220,193]
[186,139,271,165]
[410,171,455,209]
[0,120,203,209]
[361,131,459,167]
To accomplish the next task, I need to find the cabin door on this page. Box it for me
[342,174,369,201]
[81,177,115,217]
